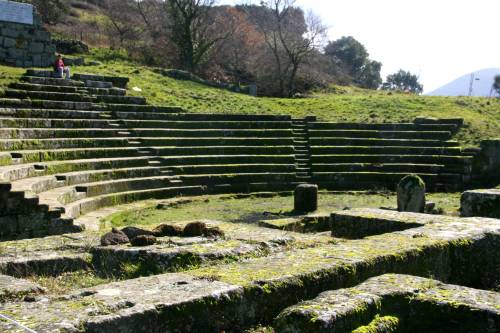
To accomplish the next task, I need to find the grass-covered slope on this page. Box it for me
[1,53,498,146]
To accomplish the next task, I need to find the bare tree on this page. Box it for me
[102,0,143,48]
[250,0,326,97]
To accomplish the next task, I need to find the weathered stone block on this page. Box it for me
[32,54,42,67]
[45,44,56,54]
[30,42,44,53]
[461,188,500,218]
[1,28,17,38]
[477,139,500,182]
[17,213,47,234]
[34,30,50,40]
[397,174,426,213]
[294,184,318,212]
[3,37,16,48]
[0,215,18,237]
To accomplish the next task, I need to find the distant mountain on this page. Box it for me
[427,68,500,97]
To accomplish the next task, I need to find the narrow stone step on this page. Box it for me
[311,154,473,166]
[21,76,85,87]
[73,73,130,89]
[311,163,453,174]
[311,129,454,140]
[310,137,460,148]
[311,146,462,156]
[60,185,204,219]
[309,122,457,132]
[10,82,81,94]
[83,80,113,89]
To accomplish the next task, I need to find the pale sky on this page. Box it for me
[221,0,499,93]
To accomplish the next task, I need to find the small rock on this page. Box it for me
[183,222,207,237]
[152,224,183,237]
[397,175,426,213]
[121,226,154,240]
[424,201,436,213]
[203,227,225,238]
[23,295,37,302]
[130,235,157,247]
[100,228,129,246]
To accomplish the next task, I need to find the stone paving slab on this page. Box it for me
[275,274,500,333]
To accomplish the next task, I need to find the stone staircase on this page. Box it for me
[292,118,312,182]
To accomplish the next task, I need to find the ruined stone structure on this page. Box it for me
[477,139,500,183]
[0,70,498,332]
[0,1,55,67]
[0,69,477,240]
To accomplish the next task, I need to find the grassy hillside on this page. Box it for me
[1,52,499,146]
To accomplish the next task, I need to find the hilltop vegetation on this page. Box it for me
[0,52,498,146]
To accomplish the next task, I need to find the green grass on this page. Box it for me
[1,49,499,145]
[103,192,461,229]
[29,271,113,295]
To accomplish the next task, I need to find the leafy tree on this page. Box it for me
[355,60,382,89]
[325,36,368,77]
[493,75,500,96]
[382,69,423,94]
[325,36,382,89]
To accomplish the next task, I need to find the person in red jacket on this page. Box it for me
[54,54,71,79]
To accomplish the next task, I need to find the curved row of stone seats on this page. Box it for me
[21,76,113,89]
[10,82,127,96]
[0,71,299,238]
[25,70,130,89]
[3,89,146,105]
[307,119,472,191]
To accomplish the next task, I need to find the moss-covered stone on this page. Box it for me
[274,274,499,333]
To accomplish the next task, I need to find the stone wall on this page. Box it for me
[476,139,500,184]
[0,7,55,67]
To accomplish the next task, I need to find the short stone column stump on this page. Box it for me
[294,184,318,213]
